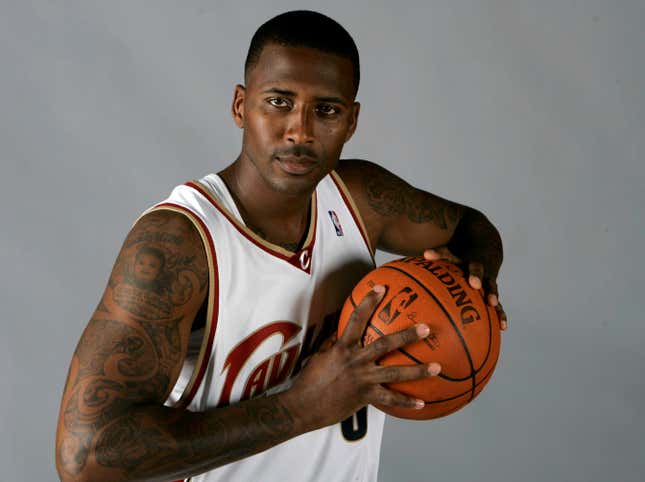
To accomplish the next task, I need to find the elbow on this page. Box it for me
[56,431,100,482]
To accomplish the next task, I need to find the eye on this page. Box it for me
[316,104,339,116]
[267,97,291,109]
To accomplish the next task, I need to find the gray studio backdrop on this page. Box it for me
[1,1,643,481]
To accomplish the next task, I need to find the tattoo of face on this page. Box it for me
[364,165,461,229]
[111,246,208,320]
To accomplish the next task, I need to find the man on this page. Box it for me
[56,10,506,482]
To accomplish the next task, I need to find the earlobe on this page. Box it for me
[345,102,361,142]
[231,84,246,129]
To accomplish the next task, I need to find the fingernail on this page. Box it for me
[428,363,441,376]
[488,294,499,306]
[416,324,430,337]
[373,285,385,294]
[501,320,508,330]
[415,399,425,409]
[469,275,482,290]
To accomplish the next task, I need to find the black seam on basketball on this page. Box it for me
[420,361,497,405]
[434,296,495,378]
[366,302,469,382]
[382,265,477,400]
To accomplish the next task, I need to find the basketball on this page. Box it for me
[338,256,501,420]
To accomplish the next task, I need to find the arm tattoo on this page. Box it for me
[59,318,173,475]
[364,164,461,229]
[58,211,205,479]
[109,214,208,321]
[92,397,296,476]
[58,211,301,481]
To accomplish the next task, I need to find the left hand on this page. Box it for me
[423,246,508,331]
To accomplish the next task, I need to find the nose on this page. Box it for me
[285,106,314,144]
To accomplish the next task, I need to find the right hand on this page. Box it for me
[285,285,442,431]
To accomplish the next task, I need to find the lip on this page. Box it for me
[276,156,318,175]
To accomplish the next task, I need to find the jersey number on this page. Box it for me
[341,406,368,441]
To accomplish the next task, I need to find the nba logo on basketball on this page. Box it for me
[328,210,343,236]
[377,287,418,324]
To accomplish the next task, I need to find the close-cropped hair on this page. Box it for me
[244,10,360,95]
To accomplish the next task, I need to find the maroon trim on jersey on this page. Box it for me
[154,202,220,410]
[184,180,317,274]
[328,171,375,260]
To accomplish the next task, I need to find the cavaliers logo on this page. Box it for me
[218,322,302,406]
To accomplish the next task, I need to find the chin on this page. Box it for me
[270,176,319,196]
[267,166,327,195]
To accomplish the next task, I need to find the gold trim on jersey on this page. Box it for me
[190,179,318,257]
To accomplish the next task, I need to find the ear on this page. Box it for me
[344,101,361,142]
[231,84,246,128]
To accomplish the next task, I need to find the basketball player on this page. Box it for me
[56,10,506,482]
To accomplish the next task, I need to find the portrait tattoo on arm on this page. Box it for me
[110,240,207,321]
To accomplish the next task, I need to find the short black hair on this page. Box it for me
[244,10,360,95]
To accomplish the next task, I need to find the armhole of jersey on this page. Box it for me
[142,202,220,409]
[329,171,375,259]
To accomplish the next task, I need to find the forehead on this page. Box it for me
[247,44,355,99]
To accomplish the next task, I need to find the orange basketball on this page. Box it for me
[338,256,501,420]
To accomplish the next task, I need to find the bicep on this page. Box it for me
[337,159,465,255]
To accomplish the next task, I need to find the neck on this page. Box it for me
[218,156,314,247]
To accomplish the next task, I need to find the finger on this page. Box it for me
[424,246,461,264]
[468,261,484,290]
[339,285,386,345]
[358,324,429,362]
[368,385,426,410]
[496,302,508,331]
[485,278,499,307]
[366,362,441,385]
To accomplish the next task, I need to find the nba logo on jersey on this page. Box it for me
[328,210,344,236]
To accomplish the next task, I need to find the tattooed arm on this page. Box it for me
[337,159,507,327]
[55,210,305,482]
[56,209,437,482]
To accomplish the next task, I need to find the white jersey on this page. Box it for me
[148,171,386,482]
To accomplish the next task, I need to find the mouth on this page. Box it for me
[275,156,319,176]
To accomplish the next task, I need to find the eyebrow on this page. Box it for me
[261,88,348,107]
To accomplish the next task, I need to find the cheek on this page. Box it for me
[249,105,282,135]
[319,125,349,154]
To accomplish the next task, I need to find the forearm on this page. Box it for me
[448,208,503,270]
[57,390,305,482]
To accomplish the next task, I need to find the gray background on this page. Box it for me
[1,1,643,481]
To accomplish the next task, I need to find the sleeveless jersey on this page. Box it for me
[148,172,386,482]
